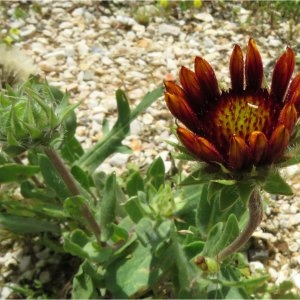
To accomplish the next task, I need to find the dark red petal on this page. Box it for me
[245,38,263,90]
[194,56,220,102]
[268,125,290,162]
[230,44,244,92]
[165,92,198,132]
[228,135,251,170]
[179,66,203,111]
[248,131,268,165]
[164,80,185,97]
[285,72,300,113]
[278,104,298,133]
[270,47,295,103]
[177,126,224,164]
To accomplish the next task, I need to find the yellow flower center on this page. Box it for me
[211,91,273,144]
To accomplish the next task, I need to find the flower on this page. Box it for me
[165,38,300,171]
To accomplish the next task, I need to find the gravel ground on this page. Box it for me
[1,0,300,298]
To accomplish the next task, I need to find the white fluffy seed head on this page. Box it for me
[0,45,38,88]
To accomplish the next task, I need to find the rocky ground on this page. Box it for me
[1,0,300,298]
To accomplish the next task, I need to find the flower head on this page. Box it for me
[165,38,300,171]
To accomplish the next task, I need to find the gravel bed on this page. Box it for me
[1,0,300,297]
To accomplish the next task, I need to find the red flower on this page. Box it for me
[165,38,300,171]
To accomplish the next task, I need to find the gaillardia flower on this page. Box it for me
[165,38,300,171]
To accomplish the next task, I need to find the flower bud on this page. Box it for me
[0,77,77,155]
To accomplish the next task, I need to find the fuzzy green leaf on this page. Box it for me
[219,185,239,211]
[262,170,293,195]
[39,154,70,200]
[146,156,165,190]
[0,213,59,234]
[126,171,144,197]
[0,163,39,182]
[100,173,117,241]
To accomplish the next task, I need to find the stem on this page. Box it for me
[43,146,80,196]
[43,146,103,246]
[217,188,263,262]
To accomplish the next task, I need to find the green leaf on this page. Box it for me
[202,214,240,259]
[123,195,148,223]
[0,213,59,234]
[63,196,86,224]
[60,136,84,164]
[39,154,70,200]
[262,170,293,195]
[72,260,101,299]
[196,184,217,236]
[71,165,91,191]
[63,229,112,263]
[77,86,163,174]
[146,156,165,190]
[105,241,153,298]
[183,241,205,260]
[126,170,144,197]
[219,185,239,211]
[236,180,256,205]
[21,181,57,201]
[0,163,39,182]
[100,173,117,241]
[105,219,173,298]
[180,164,229,186]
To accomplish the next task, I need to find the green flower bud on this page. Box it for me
[0,77,77,155]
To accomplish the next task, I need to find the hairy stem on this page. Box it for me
[43,146,80,196]
[217,189,263,262]
[43,146,103,245]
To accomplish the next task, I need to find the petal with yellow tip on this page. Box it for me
[268,125,290,162]
[278,104,297,133]
[164,80,185,97]
[177,127,224,164]
[165,93,198,132]
[228,135,251,170]
[248,131,268,165]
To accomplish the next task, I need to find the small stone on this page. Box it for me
[158,24,181,36]
[39,61,56,72]
[291,270,300,289]
[83,70,94,81]
[249,261,265,274]
[289,213,300,226]
[130,119,142,135]
[101,56,113,65]
[289,242,299,252]
[109,153,130,168]
[194,12,214,22]
[1,286,13,299]
[268,38,282,47]
[142,113,154,125]
[20,24,36,37]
